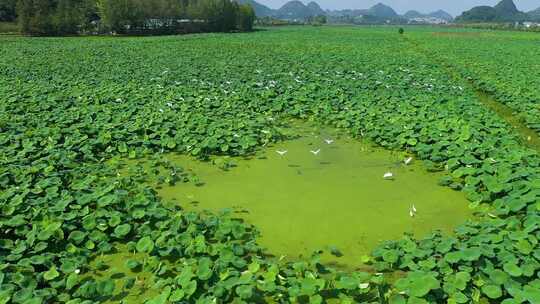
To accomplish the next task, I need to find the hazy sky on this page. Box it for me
[256,0,540,16]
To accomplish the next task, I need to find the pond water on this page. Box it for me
[151,125,472,268]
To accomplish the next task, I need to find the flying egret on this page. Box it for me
[276,150,288,156]
[409,209,415,218]
[324,139,334,144]
[404,157,413,165]
[411,204,417,213]
[310,149,321,155]
[383,172,394,180]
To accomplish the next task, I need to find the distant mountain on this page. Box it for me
[235,0,275,17]
[456,0,528,22]
[306,1,325,16]
[367,3,398,18]
[428,10,453,21]
[403,10,423,19]
[494,0,519,16]
[275,0,324,19]
[238,0,454,24]
[527,7,540,21]
[403,9,453,22]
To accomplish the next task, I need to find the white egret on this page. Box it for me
[324,139,334,145]
[383,172,394,180]
[276,150,288,156]
[310,149,321,155]
[409,209,415,218]
[404,157,413,165]
[411,204,417,213]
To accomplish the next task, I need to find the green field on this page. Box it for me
[1,26,540,303]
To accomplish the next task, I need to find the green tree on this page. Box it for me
[17,0,55,35]
[236,3,254,31]
[0,0,17,21]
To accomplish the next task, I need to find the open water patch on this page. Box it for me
[140,126,473,267]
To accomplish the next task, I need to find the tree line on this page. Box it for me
[0,0,255,35]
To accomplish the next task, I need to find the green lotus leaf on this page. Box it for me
[43,266,60,281]
[489,269,509,285]
[68,231,86,244]
[482,284,502,299]
[197,257,213,280]
[136,237,154,253]
[125,259,140,270]
[114,224,131,237]
[236,285,252,300]
[503,263,522,277]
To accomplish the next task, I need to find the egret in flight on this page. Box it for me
[310,149,321,155]
[276,150,288,156]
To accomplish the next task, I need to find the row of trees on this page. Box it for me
[5,0,255,35]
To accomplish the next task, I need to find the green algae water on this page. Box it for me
[149,126,472,268]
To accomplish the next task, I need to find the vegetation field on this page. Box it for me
[1,26,540,303]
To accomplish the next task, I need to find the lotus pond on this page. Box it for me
[2,26,540,304]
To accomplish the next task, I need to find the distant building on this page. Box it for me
[409,17,448,25]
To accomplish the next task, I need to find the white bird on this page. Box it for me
[409,209,415,218]
[404,157,413,165]
[383,172,394,180]
[310,149,321,155]
[276,150,288,156]
[359,283,370,289]
[324,139,334,145]
[411,204,417,213]
[159,108,164,113]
